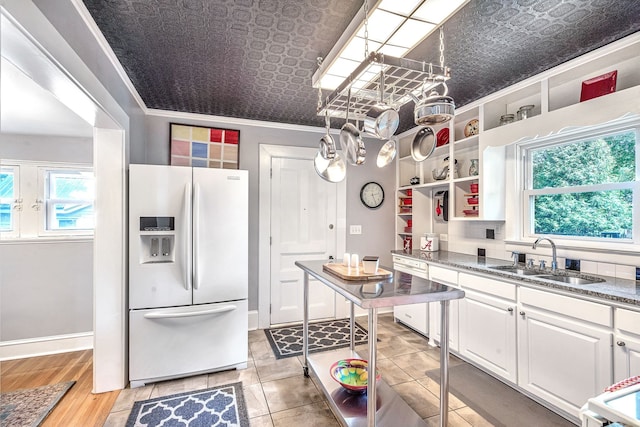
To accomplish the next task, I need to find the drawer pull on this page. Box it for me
[507,307,514,313]
[144,305,237,319]
[617,341,626,347]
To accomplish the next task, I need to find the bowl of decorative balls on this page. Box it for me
[329,358,381,394]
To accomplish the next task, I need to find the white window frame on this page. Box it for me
[0,160,94,240]
[0,164,20,239]
[38,166,94,237]
[516,115,640,251]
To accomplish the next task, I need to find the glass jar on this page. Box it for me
[468,159,479,176]
[517,104,535,120]
[499,114,515,126]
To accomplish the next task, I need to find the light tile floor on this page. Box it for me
[104,313,576,426]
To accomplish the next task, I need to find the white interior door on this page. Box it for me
[270,156,337,325]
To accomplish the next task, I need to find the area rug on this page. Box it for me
[126,382,249,427]
[0,380,75,427]
[264,318,369,359]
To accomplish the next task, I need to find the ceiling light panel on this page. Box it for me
[413,0,467,24]
[377,0,423,16]
[340,37,382,62]
[387,19,436,48]
[325,57,361,78]
[356,9,405,43]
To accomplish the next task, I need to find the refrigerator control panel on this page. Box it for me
[140,216,175,231]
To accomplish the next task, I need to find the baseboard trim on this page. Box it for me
[248,310,259,331]
[0,332,93,361]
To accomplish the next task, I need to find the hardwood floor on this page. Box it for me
[0,350,120,427]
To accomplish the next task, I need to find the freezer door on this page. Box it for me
[192,168,248,304]
[129,300,248,384]
[129,164,193,309]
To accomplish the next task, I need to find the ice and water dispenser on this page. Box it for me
[138,217,176,263]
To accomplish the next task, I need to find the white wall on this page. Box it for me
[143,112,396,310]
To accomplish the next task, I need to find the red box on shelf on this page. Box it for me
[580,70,617,102]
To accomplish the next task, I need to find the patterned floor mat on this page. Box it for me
[264,318,369,359]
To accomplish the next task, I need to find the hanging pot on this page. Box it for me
[376,137,397,168]
[363,105,399,139]
[409,81,455,126]
[362,71,399,139]
[314,150,346,182]
[411,127,437,162]
[319,133,336,160]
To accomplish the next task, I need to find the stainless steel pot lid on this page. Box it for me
[340,122,366,166]
[411,127,437,162]
[314,150,346,182]
[376,137,397,168]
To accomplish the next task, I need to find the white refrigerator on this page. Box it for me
[128,164,248,388]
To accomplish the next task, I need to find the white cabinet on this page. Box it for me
[614,308,640,382]
[458,273,517,383]
[394,303,428,336]
[428,265,459,351]
[517,287,612,419]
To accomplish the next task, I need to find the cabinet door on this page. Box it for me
[518,308,612,419]
[614,337,640,382]
[459,290,517,383]
[428,266,459,350]
[429,300,459,351]
[394,303,428,336]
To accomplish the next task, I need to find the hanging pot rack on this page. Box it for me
[317,52,450,121]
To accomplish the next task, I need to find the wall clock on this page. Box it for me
[360,182,384,209]
[464,119,479,137]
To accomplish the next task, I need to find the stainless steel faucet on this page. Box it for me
[532,237,557,272]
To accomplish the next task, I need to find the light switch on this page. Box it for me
[350,225,362,235]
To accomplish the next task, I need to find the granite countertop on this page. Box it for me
[391,250,640,307]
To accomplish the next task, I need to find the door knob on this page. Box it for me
[329,224,334,230]
[507,307,514,312]
[519,311,526,317]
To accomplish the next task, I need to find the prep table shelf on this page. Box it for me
[308,348,426,427]
[296,260,465,427]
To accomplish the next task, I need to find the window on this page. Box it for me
[0,167,18,234]
[43,169,95,232]
[0,161,94,239]
[521,120,638,245]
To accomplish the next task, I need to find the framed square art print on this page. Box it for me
[170,123,240,169]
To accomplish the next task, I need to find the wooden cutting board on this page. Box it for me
[322,263,393,281]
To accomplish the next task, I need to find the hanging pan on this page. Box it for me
[363,71,399,140]
[314,113,346,182]
[411,127,437,162]
[339,88,366,165]
[376,137,397,168]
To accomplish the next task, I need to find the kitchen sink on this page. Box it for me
[489,266,542,275]
[536,275,605,285]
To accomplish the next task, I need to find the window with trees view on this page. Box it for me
[0,161,93,239]
[523,126,638,242]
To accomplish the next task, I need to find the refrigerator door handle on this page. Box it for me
[193,183,200,290]
[143,305,238,319]
[184,183,192,291]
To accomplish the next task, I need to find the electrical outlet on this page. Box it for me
[486,229,495,239]
[350,225,362,235]
[440,234,448,241]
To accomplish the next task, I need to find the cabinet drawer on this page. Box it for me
[429,265,458,285]
[459,272,516,301]
[520,287,611,327]
[616,308,640,337]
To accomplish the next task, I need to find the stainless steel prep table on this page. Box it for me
[295,260,465,427]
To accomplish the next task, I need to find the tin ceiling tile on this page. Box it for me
[80,0,640,132]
